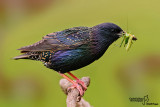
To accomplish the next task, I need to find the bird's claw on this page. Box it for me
[76,79,87,91]
[68,83,84,96]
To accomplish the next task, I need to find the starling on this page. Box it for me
[14,23,136,96]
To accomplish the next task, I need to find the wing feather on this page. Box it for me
[18,27,91,52]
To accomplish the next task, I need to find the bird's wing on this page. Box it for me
[18,27,91,53]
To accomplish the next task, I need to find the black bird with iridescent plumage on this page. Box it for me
[14,23,125,96]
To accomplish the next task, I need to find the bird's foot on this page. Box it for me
[59,73,86,97]
[68,83,84,96]
[76,79,87,91]
[67,72,87,91]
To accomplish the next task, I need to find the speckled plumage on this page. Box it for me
[14,23,123,73]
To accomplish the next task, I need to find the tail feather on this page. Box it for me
[13,54,30,60]
[14,51,52,63]
[13,52,40,60]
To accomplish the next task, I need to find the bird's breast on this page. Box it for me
[89,32,110,60]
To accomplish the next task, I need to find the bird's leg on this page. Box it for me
[59,73,84,96]
[67,72,87,91]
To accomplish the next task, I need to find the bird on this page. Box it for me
[14,23,133,96]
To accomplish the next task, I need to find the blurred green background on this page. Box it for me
[0,0,160,107]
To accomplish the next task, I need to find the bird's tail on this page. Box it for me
[13,51,43,61]
[13,54,30,60]
[13,51,52,62]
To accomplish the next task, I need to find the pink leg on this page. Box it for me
[59,73,84,96]
[67,72,87,91]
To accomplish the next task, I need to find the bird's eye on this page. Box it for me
[111,29,115,32]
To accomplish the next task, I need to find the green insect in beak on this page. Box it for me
[120,31,137,51]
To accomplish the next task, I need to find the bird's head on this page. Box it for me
[95,23,123,40]
[94,23,137,42]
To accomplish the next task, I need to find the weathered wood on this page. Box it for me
[59,77,92,107]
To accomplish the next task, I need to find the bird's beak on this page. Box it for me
[117,31,125,37]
